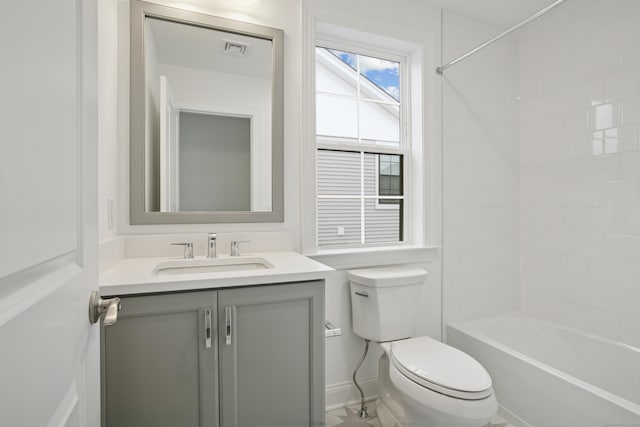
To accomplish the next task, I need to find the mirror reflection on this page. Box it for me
[144,17,273,213]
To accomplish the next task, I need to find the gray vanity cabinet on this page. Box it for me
[218,281,324,427]
[101,281,324,427]
[101,290,219,427]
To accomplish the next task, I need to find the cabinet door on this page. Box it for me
[218,281,324,427]
[102,291,218,427]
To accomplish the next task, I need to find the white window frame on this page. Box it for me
[300,16,436,259]
[314,40,409,249]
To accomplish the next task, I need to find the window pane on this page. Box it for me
[364,199,402,244]
[315,47,356,96]
[379,154,402,197]
[357,54,400,102]
[316,93,358,138]
[359,101,399,145]
[318,198,362,247]
[317,150,361,196]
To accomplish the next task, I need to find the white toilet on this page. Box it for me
[349,267,497,427]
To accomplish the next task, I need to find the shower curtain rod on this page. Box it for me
[436,0,569,74]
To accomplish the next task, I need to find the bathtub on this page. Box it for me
[446,313,640,427]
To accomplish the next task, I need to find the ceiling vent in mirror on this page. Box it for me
[223,39,251,56]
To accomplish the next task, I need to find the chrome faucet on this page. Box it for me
[208,233,217,258]
[171,242,194,259]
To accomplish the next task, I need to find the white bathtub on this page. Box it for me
[447,313,640,427]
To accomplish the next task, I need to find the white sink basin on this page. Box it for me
[152,257,274,276]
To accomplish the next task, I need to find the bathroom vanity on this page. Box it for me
[99,252,332,427]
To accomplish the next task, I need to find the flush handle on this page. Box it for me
[355,291,369,298]
[204,308,212,349]
[225,306,233,346]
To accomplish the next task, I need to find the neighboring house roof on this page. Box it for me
[316,48,400,109]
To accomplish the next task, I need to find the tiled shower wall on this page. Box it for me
[443,11,521,323]
[519,0,640,347]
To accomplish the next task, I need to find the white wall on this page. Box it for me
[98,0,119,242]
[442,11,522,324]
[519,0,640,348]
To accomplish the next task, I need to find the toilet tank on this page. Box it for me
[348,267,428,342]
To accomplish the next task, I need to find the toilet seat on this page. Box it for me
[390,337,493,400]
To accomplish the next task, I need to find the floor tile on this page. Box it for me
[325,401,514,427]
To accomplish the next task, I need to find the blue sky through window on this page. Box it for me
[328,49,400,101]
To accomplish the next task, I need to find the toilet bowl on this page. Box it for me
[378,338,496,427]
[348,268,497,427]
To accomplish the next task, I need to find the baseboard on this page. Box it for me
[325,377,377,411]
[498,404,531,427]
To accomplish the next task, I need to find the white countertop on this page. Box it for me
[100,251,335,296]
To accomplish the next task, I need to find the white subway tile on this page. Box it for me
[518,0,640,345]
[621,96,640,124]
[606,70,640,101]
[604,233,640,261]
[603,180,640,206]
[587,308,622,341]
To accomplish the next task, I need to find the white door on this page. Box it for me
[0,0,100,426]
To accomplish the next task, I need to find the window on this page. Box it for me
[315,45,407,248]
[377,154,402,206]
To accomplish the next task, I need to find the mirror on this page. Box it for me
[130,0,283,224]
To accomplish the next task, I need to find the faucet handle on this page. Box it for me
[172,242,194,259]
[208,233,217,258]
[230,240,250,257]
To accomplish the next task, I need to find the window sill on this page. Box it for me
[305,245,440,270]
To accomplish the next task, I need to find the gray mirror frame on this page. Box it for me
[130,0,284,224]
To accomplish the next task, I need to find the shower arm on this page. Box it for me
[436,0,569,75]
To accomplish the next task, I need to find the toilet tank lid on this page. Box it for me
[348,267,427,287]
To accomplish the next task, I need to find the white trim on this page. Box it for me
[299,3,318,251]
[317,140,405,155]
[360,151,365,244]
[0,254,80,328]
[325,378,378,411]
[46,381,79,427]
[307,246,440,270]
[313,35,410,249]
[498,404,533,427]
[317,195,403,199]
[317,90,399,106]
